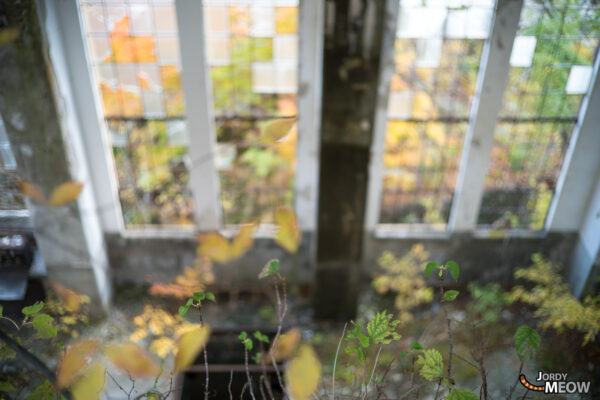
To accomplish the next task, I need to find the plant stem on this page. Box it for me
[229,369,234,400]
[244,348,257,400]
[197,306,209,400]
[439,276,453,382]
[367,343,383,391]
[506,362,523,400]
[259,341,275,400]
[331,322,347,400]
[269,276,289,399]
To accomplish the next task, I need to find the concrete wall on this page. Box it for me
[106,231,577,290]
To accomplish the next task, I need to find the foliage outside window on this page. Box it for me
[478,0,600,230]
[380,0,494,226]
[204,0,299,225]
[80,1,194,227]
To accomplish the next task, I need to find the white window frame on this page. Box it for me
[50,0,323,236]
[366,0,525,236]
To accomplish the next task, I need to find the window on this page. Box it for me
[379,0,495,226]
[478,0,600,230]
[203,0,299,225]
[80,0,194,227]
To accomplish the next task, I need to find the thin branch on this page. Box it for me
[258,375,268,400]
[269,276,289,399]
[259,342,275,400]
[367,344,383,391]
[107,370,131,399]
[196,306,210,400]
[332,322,348,400]
[244,347,257,400]
[229,370,234,400]
[0,317,20,331]
[506,362,523,400]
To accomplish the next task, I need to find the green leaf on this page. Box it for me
[193,292,205,301]
[239,331,253,350]
[367,311,401,344]
[446,261,460,282]
[446,388,479,400]
[0,381,16,392]
[22,301,44,315]
[205,292,216,302]
[25,380,55,400]
[32,314,57,338]
[0,305,3,317]
[425,261,438,278]
[416,349,444,381]
[358,333,370,348]
[178,305,190,317]
[346,321,363,340]
[253,331,270,343]
[0,344,16,360]
[399,350,409,359]
[258,259,280,279]
[410,341,423,350]
[444,290,459,301]
[345,345,365,361]
[252,352,262,364]
[514,325,540,362]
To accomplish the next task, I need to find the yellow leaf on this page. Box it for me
[149,337,176,358]
[50,281,84,313]
[285,344,321,400]
[16,180,45,204]
[56,339,99,389]
[197,224,255,263]
[269,328,301,362]
[275,7,298,34]
[47,181,83,207]
[412,92,437,119]
[231,224,256,259]
[174,324,210,372]
[104,342,160,378]
[197,232,231,264]
[130,328,148,342]
[274,207,301,254]
[71,361,105,400]
[260,118,297,145]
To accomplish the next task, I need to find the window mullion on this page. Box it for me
[295,0,325,231]
[448,0,524,232]
[546,54,600,232]
[175,0,222,230]
[365,0,401,232]
[52,0,124,233]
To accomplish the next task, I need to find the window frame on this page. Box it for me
[53,0,323,236]
[366,0,600,237]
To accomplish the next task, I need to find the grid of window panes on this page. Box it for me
[379,0,494,225]
[80,0,194,227]
[204,0,298,225]
[0,117,26,211]
[478,0,599,230]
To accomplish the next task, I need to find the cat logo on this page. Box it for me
[519,373,591,394]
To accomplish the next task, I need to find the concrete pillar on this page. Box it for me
[313,0,396,319]
[0,0,111,312]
